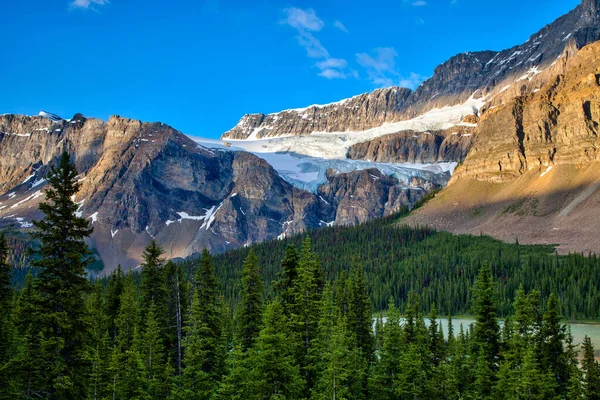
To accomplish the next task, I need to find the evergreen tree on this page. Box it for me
[29,151,94,398]
[140,240,167,313]
[370,298,403,400]
[141,302,166,398]
[541,293,568,393]
[471,263,500,372]
[345,264,374,362]
[177,251,226,400]
[274,244,299,314]
[165,260,188,375]
[0,233,13,393]
[582,335,600,400]
[290,238,324,394]
[85,282,110,400]
[251,300,305,399]
[213,344,249,400]
[105,265,124,341]
[236,250,264,351]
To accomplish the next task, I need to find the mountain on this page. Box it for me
[222,0,600,141]
[0,114,443,271]
[406,39,600,254]
[1,0,599,271]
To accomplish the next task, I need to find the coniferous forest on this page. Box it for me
[1,153,600,399]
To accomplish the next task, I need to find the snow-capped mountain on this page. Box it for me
[1,0,599,271]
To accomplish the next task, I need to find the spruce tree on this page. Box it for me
[471,263,500,368]
[290,238,323,394]
[141,301,167,399]
[370,298,403,400]
[541,293,568,393]
[213,344,249,400]
[582,335,600,400]
[0,233,13,392]
[346,264,374,362]
[235,249,263,351]
[140,240,167,312]
[274,244,299,314]
[29,151,94,398]
[251,300,305,400]
[177,251,226,400]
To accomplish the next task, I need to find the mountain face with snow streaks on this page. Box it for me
[2,0,600,270]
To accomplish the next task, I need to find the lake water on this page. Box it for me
[380,317,600,357]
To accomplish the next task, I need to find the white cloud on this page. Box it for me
[297,32,330,59]
[316,58,358,80]
[356,47,425,89]
[281,8,354,80]
[412,1,427,5]
[281,7,324,32]
[70,0,109,10]
[333,20,349,33]
[415,17,425,25]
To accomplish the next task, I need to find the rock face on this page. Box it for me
[318,169,435,226]
[222,0,600,141]
[0,114,437,271]
[406,40,600,254]
[346,126,475,164]
[453,41,600,183]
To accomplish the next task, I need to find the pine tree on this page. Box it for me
[251,300,305,399]
[29,151,94,398]
[140,240,167,313]
[370,298,403,400]
[290,238,324,394]
[141,301,167,399]
[85,282,110,400]
[105,265,124,341]
[515,347,556,400]
[177,251,226,400]
[345,264,374,362]
[165,261,188,376]
[274,244,299,314]
[236,250,264,351]
[582,335,600,400]
[541,293,568,393]
[213,344,249,400]
[471,264,500,378]
[0,233,13,393]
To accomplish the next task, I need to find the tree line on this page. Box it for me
[1,151,600,399]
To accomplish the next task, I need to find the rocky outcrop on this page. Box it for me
[453,41,600,183]
[317,169,435,226]
[346,126,475,164]
[0,113,436,272]
[406,40,600,254]
[222,0,600,141]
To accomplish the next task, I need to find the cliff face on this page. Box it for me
[222,0,600,141]
[0,113,439,271]
[406,40,600,254]
[453,41,600,183]
[346,126,475,164]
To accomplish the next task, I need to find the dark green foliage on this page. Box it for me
[236,250,264,351]
[250,300,305,399]
[28,151,94,398]
[2,193,600,399]
[0,233,13,390]
[582,336,600,399]
[196,212,600,320]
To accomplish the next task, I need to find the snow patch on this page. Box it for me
[88,212,98,224]
[10,190,43,208]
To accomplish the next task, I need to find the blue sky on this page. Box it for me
[3,0,581,138]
